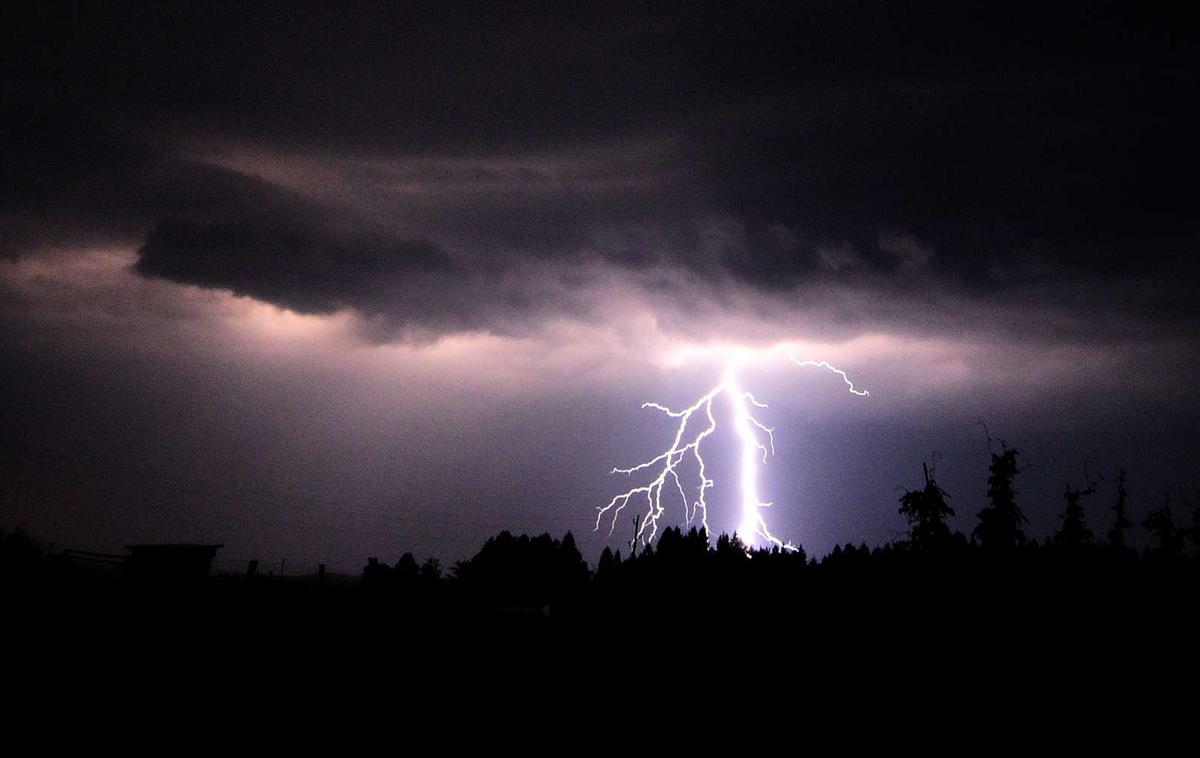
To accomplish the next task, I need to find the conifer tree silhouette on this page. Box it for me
[1054,481,1095,549]
[973,445,1027,549]
[1107,469,1134,550]
[898,462,955,551]
[1143,495,1184,557]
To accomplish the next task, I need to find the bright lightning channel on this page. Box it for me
[595,346,868,550]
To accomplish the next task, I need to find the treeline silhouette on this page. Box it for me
[6,442,1200,702]
[347,446,1193,620]
[5,444,1198,629]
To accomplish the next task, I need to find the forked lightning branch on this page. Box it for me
[595,347,868,550]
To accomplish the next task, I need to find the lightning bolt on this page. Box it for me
[596,347,868,550]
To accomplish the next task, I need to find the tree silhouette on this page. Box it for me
[1143,496,1184,558]
[452,530,589,611]
[395,552,419,583]
[1179,490,1200,556]
[362,556,392,588]
[973,445,1027,550]
[419,557,443,586]
[1054,482,1095,549]
[898,462,955,551]
[1107,469,1134,550]
[714,532,749,565]
[596,546,621,579]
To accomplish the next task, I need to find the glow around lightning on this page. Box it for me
[596,346,868,550]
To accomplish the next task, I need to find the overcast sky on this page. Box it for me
[3,2,1198,571]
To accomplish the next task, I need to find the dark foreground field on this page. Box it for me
[5,531,1196,745]
[8,529,1197,674]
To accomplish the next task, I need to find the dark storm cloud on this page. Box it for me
[137,218,451,315]
[2,88,352,256]
[4,1,1198,339]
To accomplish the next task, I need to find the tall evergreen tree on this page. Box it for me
[1144,496,1185,557]
[1107,469,1133,550]
[898,462,955,550]
[1054,482,1095,548]
[974,445,1027,549]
